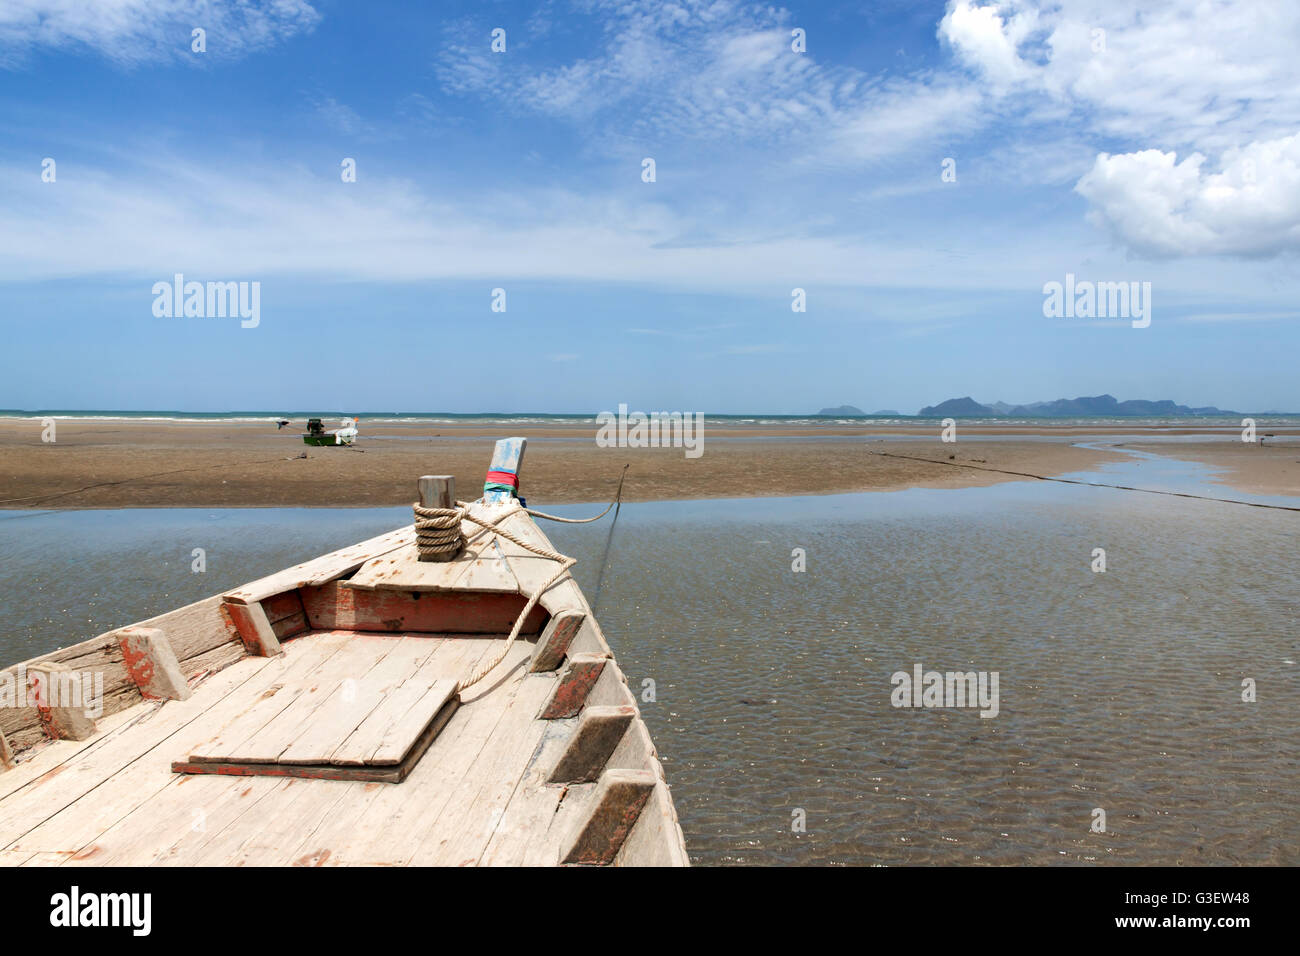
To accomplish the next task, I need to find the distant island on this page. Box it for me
[916,394,1242,417]
[816,395,1288,417]
[817,405,903,416]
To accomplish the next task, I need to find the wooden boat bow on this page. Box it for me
[0,440,687,867]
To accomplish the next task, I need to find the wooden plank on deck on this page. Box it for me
[183,634,357,764]
[410,671,556,865]
[295,640,528,865]
[201,636,401,764]
[327,638,481,766]
[223,527,414,605]
[0,651,284,853]
[62,773,284,867]
[369,680,460,765]
[344,532,519,594]
[276,636,442,765]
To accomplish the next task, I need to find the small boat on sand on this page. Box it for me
[303,417,359,446]
[0,439,687,867]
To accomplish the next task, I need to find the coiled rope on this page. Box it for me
[413,465,629,695]
[413,505,464,560]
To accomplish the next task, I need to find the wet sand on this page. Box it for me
[0,419,1295,508]
[1126,440,1300,498]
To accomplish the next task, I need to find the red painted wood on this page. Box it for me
[117,633,158,695]
[270,611,309,641]
[262,590,306,625]
[171,760,407,783]
[27,671,57,739]
[531,610,585,672]
[300,582,547,635]
[541,655,607,719]
[222,601,278,656]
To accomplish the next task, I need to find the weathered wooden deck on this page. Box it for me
[0,501,688,867]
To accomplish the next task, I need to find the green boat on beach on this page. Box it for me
[303,417,359,446]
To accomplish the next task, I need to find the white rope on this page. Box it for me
[418,466,629,695]
[453,503,576,693]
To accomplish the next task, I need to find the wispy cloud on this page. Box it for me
[0,0,320,67]
[627,323,741,339]
[0,149,1282,298]
[6,0,1300,293]
[427,0,1300,260]
[435,0,983,165]
[311,96,367,136]
[1180,310,1300,323]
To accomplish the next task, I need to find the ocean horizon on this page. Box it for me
[4,409,1300,428]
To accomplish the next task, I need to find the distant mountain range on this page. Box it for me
[816,395,1283,417]
[817,405,902,416]
[917,394,1241,417]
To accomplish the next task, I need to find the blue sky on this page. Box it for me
[2,0,1299,414]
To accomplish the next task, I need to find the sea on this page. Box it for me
[4,409,1300,429]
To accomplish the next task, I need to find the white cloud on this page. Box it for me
[0,0,320,66]
[939,1,1300,149]
[1076,134,1300,257]
[938,0,1039,89]
[939,1,1300,256]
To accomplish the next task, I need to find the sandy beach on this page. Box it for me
[1125,440,1300,497]
[1,418,1296,508]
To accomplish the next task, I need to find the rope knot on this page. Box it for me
[413,503,465,561]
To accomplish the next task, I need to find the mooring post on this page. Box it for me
[419,475,455,510]
[416,475,458,563]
